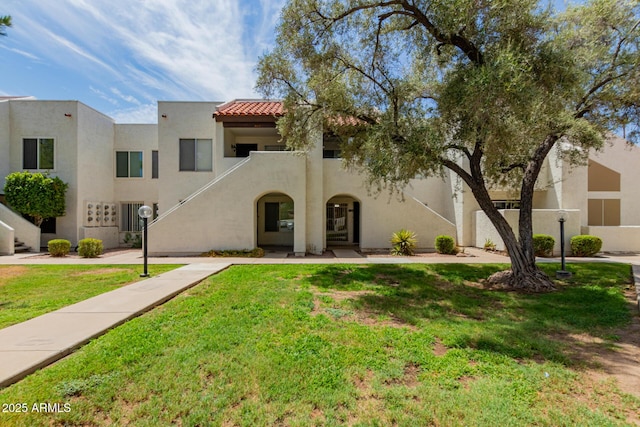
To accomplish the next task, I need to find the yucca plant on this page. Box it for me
[390,229,417,256]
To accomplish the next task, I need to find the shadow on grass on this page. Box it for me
[302,263,633,364]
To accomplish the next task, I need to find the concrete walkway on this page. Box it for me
[0,263,230,388]
[0,247,638,389]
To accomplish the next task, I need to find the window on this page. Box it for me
[265,145,287,151]
[152,150,159,179]
[588,199,620,226]
[492,200,521,209]
[116,151,143,178]
[179,139,212,171]
[23,138,54,169]
[265,201,294,232]
[121,203,143,232]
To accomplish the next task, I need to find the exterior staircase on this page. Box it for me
[14,237,31,253]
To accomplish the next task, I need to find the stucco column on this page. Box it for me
[304,121,324,254]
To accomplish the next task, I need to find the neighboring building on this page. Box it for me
[0,97,638,255]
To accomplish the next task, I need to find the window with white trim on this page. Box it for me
[23,138,54,170]
[179,139,212,171]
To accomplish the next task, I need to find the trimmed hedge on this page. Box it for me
[48,239,71,257]
[571,235,602,257]
[533,234,555,257]
[435,235,457,255]
[78,238,104,258]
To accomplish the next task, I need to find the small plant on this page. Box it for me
[390,229,417,256]
[124,232,142,249]
[48,239,71,257]
[571,235,602,257]
[532,234,555,257]
[435,235,457,254]
[484,238,497,251]
[78,238,103,258]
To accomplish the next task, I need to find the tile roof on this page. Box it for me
[215,100,283,117]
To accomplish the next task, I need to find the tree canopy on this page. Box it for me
[0,15,11,36]
[257,0,640,291]
[4,172,68,227]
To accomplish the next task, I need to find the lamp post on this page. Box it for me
[556,209,572,279]
[138,205,153,277]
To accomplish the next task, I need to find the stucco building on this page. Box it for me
[0,97,638,255]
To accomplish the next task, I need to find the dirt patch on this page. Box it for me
[0,266,28,285]
[385,364,420,388]
[70,268,129,276]
[561,291,640,401]
[433,339,448,356]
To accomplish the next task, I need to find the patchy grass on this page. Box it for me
[0,263,638,426]
[0,265,180,329]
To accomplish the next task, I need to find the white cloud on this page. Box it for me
[0,45,40,60]
[110,88,141,106]
[108,103,158,124]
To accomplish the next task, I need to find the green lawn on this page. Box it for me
[0,265,180,329]
[0,263,638,426]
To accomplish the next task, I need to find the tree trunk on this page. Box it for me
[460,154,556,292]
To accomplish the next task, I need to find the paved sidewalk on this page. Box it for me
[0,263,230,388]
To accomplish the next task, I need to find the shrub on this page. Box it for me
[124,232,142,249]
[48,239,71,257]
[435,235,457,255]
[571,235,602,257]
[391,229,418,256]
[484,238,497,251]
[78,238,103,258]
[532,234,555,257]
[201,248,265,258]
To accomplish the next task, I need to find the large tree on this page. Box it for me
[257,0,640,291]
[4,172,68,227]
[0,15,11,36]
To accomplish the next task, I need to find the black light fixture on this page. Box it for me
[138,205,153,277]
[556,210,572,279]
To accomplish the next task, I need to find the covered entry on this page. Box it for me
[326,195,360,246]
[257,193,294,248]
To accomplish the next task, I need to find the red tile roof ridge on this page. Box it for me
[215,99,284,117]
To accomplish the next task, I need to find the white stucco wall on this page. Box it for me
[9,101,79,247]
[157,102,221,214]
[588,136,640,226]
[114,123,158,216]
[149,151,307,255]
[0,101,10,188]
[474,209,580,254]
[323,161,456,249]
[0,220,14,255]
[581,226,640,252]
[0,203,41,253]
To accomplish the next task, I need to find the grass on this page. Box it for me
[0,263,638,426]
[0,265,180,329]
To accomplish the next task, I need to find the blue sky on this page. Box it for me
[1,0,286,123]
[1,1,574,124]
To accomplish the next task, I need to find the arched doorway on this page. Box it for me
[326,195,360,247]
[256,193,294,249]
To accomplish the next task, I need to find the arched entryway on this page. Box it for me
[326,195,360,247]
[256,192,295,249]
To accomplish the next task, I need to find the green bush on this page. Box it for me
[435,235,457,255]
[571,235,602,257]
[48,239,71,257]
[532,234,555,257]
[390,229,417,256]
[78,238,104,258]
